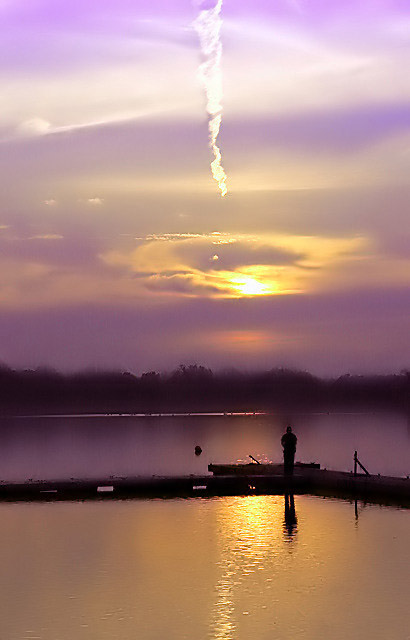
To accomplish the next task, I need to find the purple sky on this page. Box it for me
[0,0,409,374]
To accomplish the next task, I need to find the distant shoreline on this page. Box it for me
[0,365,409,415]
[0,410,401,419]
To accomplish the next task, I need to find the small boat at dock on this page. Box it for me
[208,461,320,475]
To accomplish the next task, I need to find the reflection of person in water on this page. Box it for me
[281,425,297,476]
[284,493,298,538]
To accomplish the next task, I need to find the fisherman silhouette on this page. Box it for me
[281,425,297,476]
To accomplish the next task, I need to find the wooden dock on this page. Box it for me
[0,468,409,507]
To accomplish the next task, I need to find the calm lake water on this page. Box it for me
[0,412,409,481]
[0,496,408,640]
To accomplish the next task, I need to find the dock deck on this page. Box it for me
[0,468,409,507]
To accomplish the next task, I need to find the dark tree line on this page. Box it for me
[0,363,409,415]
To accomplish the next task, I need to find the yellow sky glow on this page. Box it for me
[100,231,368,300]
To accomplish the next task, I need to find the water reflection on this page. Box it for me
[212,570,235,640]
[0,498,408,639]
[354,499,369,527]
[283,493,298,540]
[211,495,298,639]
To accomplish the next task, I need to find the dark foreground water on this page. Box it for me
[0,496,408,640]
[0,412,408,481]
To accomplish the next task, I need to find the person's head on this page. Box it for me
[286,425,292,433]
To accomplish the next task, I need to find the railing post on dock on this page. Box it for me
[353,451,370,477]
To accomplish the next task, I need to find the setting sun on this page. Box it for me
[231,276,273,296]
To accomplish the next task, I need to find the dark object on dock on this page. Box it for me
[249,454,261,464]
[194,445,202,456]
[208,462,320,476]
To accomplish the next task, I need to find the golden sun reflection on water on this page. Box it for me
[212,495,296,639]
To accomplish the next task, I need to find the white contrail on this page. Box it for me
[194,0,228,197]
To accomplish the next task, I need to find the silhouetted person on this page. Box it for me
[284,493,297,538]
[281,425,297,476]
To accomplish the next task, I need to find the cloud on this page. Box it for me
[18,118,52,136]
[226,103,410,154]
[76,197,105,206]
[0,233,101,269]
[29,234,64,240]
[176,238,304,272]
[144,272,224,296]
[1,224,405,312]
[101,231,367,298]
[3,110,407,204]
[12,112,164,142]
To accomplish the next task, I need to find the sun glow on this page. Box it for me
[230,275,274,296]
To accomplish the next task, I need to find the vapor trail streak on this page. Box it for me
[194,0,228,197]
